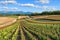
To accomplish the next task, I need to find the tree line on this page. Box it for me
[0,10,60,16]
[29,11,60,16]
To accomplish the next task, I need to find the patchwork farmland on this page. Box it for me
[0,15,60,40]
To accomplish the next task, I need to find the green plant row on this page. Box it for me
[22,27,36,40]
[20,20,60,40]
[0,21,19,40]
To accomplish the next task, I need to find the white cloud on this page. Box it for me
[47,7,56,11]
[41,6,56,11]
[10,7,18,10]
[35,6,48,9]
[36,0,50,4]
[19,3,56,11]
[42,6,49,10]
[0,6,8,9]
[0,0,56,12]
[20,3,35,7]
[19,3,42,9]
[7,0,15,1]
[19,4,51,10]
[0,0,17,4]
[0,7,18,12]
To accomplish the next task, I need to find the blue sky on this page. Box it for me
[0,0,60,12]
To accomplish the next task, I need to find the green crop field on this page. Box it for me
[0,0,60,40]
[0,20,19,40]
[0,16,60,40]
[20,20,60,40]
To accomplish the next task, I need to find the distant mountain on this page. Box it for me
[0,11,32,14]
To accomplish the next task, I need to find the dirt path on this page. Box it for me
[16,26,21,40]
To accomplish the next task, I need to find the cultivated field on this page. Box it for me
[0,17,16,24]
[0,17,17,28]
[0,15,60,40]
[31,15,60,20]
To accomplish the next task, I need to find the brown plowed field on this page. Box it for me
[31,15,60,20]
[0,17,16,25]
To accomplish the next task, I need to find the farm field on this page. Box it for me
[31,15,60,20]
[30,15,60,22]
[0,0,60,40]
[0,15,60,40]
[0,17,17,25]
